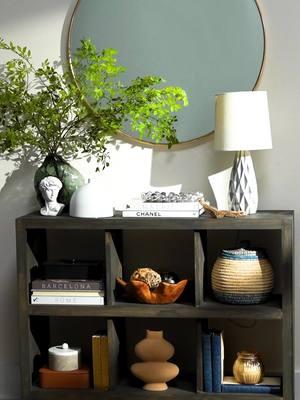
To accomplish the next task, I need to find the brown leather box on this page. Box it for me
[39,366,90,389]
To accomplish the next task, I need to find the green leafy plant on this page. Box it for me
[0,37,188,170]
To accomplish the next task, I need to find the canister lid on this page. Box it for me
[48,343,80,356]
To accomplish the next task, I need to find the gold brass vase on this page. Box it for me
[233,351,264,384]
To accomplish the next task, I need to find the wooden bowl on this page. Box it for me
[116,278,188,304]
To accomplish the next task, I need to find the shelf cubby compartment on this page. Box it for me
[29,316,108,389]
[200,229,283,309]
[109,317,200,394]
[106,229,204,306]
[202,318,283,396]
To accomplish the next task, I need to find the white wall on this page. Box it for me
[0,0,299,398]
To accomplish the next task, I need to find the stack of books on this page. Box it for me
[221,376,281,394]
[202,330,281,394]
[92,333,109,390]
[31,279,105,305]
[122,200,205,218]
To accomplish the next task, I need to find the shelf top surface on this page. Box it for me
[16,210,293,230]
[28,297,283,320]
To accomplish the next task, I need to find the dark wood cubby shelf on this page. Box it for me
[16,211,294,400]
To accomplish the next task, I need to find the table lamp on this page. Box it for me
[214,91,272,214]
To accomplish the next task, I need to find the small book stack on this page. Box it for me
[221,376,281,394]
[122,200,205,218]
[92,333,109,390]
[31,279,105,305]
[201,330,281,394]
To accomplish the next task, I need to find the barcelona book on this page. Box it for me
[211,331,224,393]
[202,332,213,392]
[122,209,204,218]
[221,376,281,394]
[31,279,104,291]
[31,294,104,305]
[92,333,109,390]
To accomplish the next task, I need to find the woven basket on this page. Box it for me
[211,248,274,305]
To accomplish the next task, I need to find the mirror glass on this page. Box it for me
[69,0,264,147]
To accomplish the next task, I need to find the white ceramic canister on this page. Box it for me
[48,343,81,371]
[69,180,114,218]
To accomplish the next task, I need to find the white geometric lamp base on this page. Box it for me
[228,151,258,215]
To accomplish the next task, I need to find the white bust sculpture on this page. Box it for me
[39,176,65,216]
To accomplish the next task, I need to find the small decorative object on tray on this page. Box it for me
[160,271,179,284]
[141,191,204,203]
[233,351,264,384]
[117,267,187,304]
[211,248,273,304]
[122,191,206,218]
[131,330,179,391]
[130,268,162,289]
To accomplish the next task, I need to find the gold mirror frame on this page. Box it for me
[67,0,266,150]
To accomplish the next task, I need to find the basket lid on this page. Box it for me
[220,248,267,260]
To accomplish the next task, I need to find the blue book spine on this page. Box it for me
[222,384,281,394]
[202,333,212,392]
[211,332,221,392]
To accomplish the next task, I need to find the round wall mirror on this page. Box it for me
[68,0,265,148]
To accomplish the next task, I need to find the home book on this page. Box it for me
[31,294,104,305]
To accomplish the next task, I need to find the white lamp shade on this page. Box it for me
[214,91,272,151]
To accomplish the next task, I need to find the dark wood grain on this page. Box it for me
[16,211,293,231]
[194,232,204,306]
[16,211,293,400]
[106,232,123,305]
[107,319,119,388]
[281,218,294,400]
[28,298,282,319]
[26,385,282,400]
[196,321,203,392]
[16,220,33,399]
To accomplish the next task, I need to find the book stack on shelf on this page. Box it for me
[31,279,105,305]
[221,376,281,394]
[122,191,206,218]
[92,333,109,390]
[201,330,281,394]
